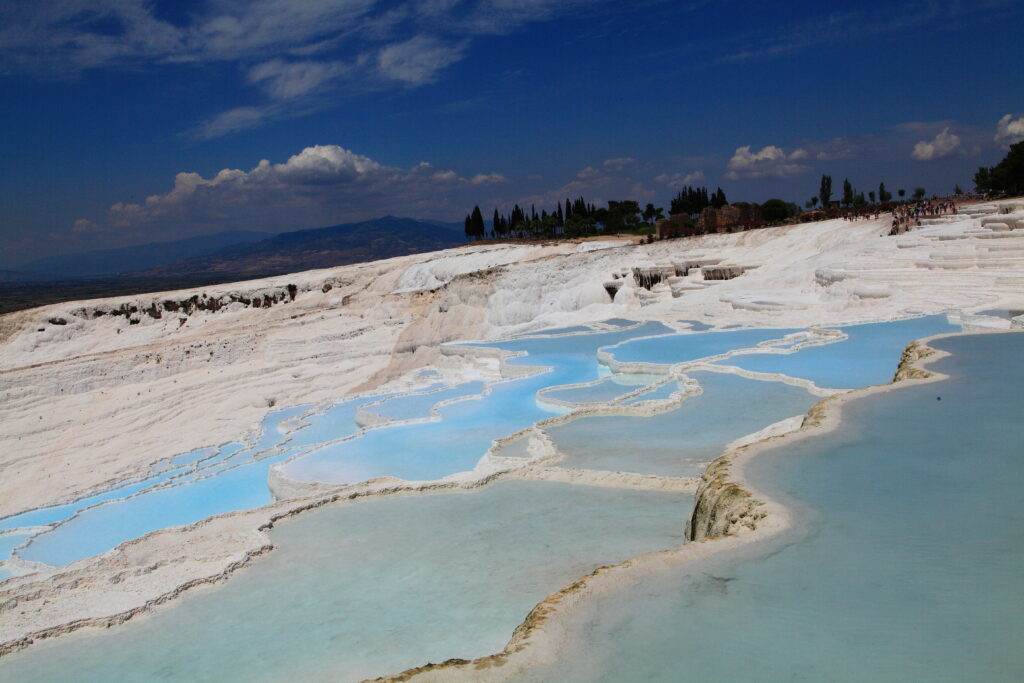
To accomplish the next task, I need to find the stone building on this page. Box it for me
[698,202,764,232]
[654,214,701,239]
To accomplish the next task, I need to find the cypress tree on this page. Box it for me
[464,213,473,240]
[819,175,833,208]
[471,205,485,239]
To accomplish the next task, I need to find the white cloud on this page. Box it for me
[603,157,636,169]
[0,1,635,138]
[377,35,466,85]
[101,144,509,236]
[71,218,101,233]
[516,162,654,210]
[995,114,1024,145]
[190,106,279,140]
[654,170,705,187]
[725,145,810,179]
[248,59,350,99]
[911,127,961,161]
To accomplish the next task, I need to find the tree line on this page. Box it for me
[810,174,925,210]
[974,141,1024,196]
[464,197,667,240]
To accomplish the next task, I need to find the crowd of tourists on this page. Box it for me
[889,199,958,235]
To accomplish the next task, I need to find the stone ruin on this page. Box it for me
[698,203,764,233]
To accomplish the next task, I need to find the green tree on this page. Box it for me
[810,196,819,209]
[669,186,710,216]
[761,198,790,223]
[912,187,926,201]
[842,178,854,207]
[470,205,485,239]
[869,191,876,204]
[977,141,1024,196]
[818,175,833,208]
[643,203,664,225]
[464,213,473,241]
[711,187,728,208]
[878,182,891,203]
[954,184,963,195]
[898,189,906,200]
[973,167,992,193]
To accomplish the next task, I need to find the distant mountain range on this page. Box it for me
[0,217,467,313]
[135,216,465,279]
[15,230,272,280]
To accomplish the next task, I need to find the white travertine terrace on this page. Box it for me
[1,198,1023,659]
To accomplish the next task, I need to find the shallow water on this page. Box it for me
[14,405,316,567]
[620,379,681,404]
[549,371,818,477]
[514,324,594,336]
[543,374,659,405]
[978,308,1023,319]
[607,327,799,365]
[520,333,1024,682]
[0,481,691,683]
[370,381,485,421]
[717,315,960,389]
[282,323,674,484]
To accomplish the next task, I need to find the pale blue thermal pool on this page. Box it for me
[715,315,961,389]
[518,332,1024,682]
[14,405,317,566]
[606,327,800,365]
[369,381,486,421]
[0,481,692,682]
[549,371,819,477]
[620,378,681,404]
[542,374,660,405]
[280,323,674,484]
[514,324,595,336]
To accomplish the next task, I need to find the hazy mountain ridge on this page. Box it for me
[15,230,273,280]
[0,217,466,313]
[134,216,465,279]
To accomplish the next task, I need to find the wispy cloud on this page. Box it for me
[0,1,635,139]
[376,35,467,85]
[654,170,705,187]
[717,1,1019,64]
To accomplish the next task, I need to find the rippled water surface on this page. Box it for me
[717,315,960,389]
[550,371,819,477]
[0,481,691,682]
[520,333,1024,682]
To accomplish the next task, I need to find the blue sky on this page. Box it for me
[1,0,1022,267]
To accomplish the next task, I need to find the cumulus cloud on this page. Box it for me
[995,114,1024,145]
[911,127,961,161]
[725,145,810,179]
[100,144,508,236]
[654,170,705,187]
[603,157,636,169]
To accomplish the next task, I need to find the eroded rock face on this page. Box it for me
[685,456,765,541]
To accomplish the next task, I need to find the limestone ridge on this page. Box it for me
[685,456,764,541]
